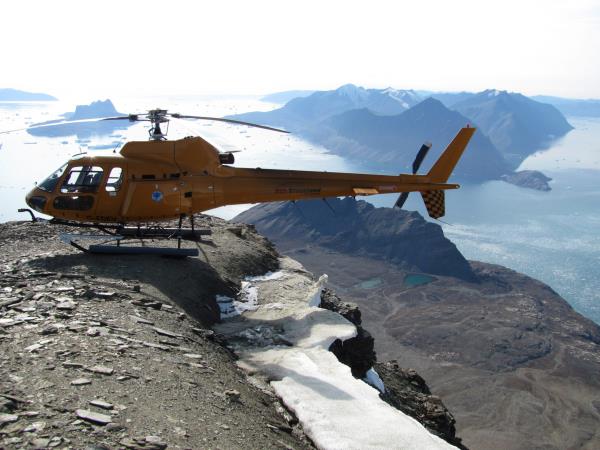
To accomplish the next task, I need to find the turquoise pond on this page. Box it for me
[403,274,436,287]
[355,277,383,289]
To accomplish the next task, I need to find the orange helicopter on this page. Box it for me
[9,108,475,256]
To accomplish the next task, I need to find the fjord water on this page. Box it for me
[1,98,599,324]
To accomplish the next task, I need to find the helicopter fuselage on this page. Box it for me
[25,133,468,224]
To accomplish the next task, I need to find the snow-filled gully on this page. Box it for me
[214,257,456,450]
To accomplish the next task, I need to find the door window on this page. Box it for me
[105,167,123,192]
[61,166,104,193]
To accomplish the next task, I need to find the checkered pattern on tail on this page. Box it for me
[420,190,445,219]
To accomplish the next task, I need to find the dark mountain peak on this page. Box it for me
[409,97,449,113]
[234,198,476,281]
[399,97,467,125]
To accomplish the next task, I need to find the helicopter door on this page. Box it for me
[94,166,125,222]
[52,165,103,216]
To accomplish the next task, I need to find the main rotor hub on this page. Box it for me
[147,108,170,141]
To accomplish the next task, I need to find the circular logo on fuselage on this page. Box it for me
[151,190,164,202]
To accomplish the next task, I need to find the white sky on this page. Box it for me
[2,0,599,101]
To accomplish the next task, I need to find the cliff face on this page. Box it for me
[235,198,476,281]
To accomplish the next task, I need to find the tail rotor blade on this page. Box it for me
[394,192,410,209]
[394,141,432,210]
[412,141,432,174]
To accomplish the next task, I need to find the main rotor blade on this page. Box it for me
[102,114,141,121]
[412,142,432,174]
[171,114,289,133]
[0,116,124,135]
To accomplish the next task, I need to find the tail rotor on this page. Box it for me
[393,141,432,209]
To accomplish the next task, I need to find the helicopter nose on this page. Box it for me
[25,188,48,213]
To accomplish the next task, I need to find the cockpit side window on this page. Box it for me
[105,167,123,192]
[38,163,68,193]
[60,166,104,193]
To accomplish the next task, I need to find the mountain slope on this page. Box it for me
[235,197,476,281]
[260,90,316,104]
[452,90,573,165]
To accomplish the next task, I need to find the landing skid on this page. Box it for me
[58,227,205,257]
[20,211,211,257]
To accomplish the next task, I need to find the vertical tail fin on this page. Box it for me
[427,127,476,183]
[420,190,445,219]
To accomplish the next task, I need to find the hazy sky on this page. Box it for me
[2,0,599,100]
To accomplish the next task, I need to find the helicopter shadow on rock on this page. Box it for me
[29,251,236,326]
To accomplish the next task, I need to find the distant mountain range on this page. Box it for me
[261,90,316,104]
[318,98,510,180]
[28,99,130,139]
[532,95,600,117]
[232,85,574,180]
[0,88,57,101]
[450,90,573,165]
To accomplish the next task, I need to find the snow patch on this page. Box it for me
[308,274,328,307]
[363,368,386,393]
[216,257,456,450]
[219,271,287,319]
[217,281,259,318]
[246,270,286,282]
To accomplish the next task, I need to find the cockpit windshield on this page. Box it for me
[38,163,68,193]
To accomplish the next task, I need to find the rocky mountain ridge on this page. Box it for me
[234,199,600,450]
[235,198,475,280]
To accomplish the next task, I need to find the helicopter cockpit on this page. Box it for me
[28,160,126,215]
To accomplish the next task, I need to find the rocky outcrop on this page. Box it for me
[319,289,463,448]
[376,361,466,450]
[501,170,552,191]
[235,198,476,281]
[321,289,376,378]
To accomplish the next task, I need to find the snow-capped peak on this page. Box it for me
[381,87,421,109]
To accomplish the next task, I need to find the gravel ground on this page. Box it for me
[0,218,312,450]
